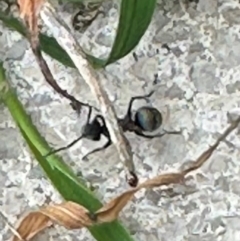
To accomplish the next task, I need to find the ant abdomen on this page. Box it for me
[135,107,162,132]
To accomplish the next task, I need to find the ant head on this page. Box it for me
[134,106,162,132]
[70,101,82,114]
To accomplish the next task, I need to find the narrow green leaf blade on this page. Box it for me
[106,0,157,65]
[0,0,157,69]
[0,12,103,68]
[0,62,135,241]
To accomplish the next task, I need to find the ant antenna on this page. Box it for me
[127,90,155,117]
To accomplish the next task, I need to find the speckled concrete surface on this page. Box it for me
[1,0,240,240]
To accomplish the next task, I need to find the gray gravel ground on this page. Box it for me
[1,0,240,240]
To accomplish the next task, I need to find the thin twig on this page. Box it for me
[182,115,240,175]
[39,2,137,186]
[9,115,240,240]
[17,0,95,114]
[29,38,94,113]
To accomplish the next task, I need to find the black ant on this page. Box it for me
[45,91,181,160]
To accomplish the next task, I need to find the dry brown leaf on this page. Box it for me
[138,172,185,189]
[11,202,94,241]
[11,116,240,240]
[18,0,44,32]
[96,189,137,223]
[40,201,94,229]
[182,116,240,175]
[94,116,240,223]
[12,212,52,241]
[17,0,95,114]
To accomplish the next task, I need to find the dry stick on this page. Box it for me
[96,116,240,221]
[39,2,137,186]
[18,0,95,113]
[10,116,240,240]
[31,44,94,112]
[182,115,240,176]
[25,22,95,113]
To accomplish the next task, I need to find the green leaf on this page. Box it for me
[61,0,157,65]
[0,12,26,36]
[0,0,156,68]
[0,12,104,68]
[106,0,157,65]
[0,62,135,241]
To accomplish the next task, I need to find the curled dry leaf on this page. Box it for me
[11,116,240,241]
[40,201,94,229]
[138,172,184,189]
[182,116,240,175]
[96,189,137,223]
[12,212,52,241]
[12,201,94,241]
[18,0,44,32]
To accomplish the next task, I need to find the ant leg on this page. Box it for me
[134,129,181,139]
[70,101,98,115]
[162,129,182,135]
[44,107,93,158]
[44,134,84,157]
[82,139,112,161]
[126,90,155,117]
[96,115,110,139]
[134,130,165,139]
[86,106,93,123]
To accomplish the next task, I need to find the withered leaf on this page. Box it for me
[18,0,44,32]
[11,201,94,241]
[17,0,95,114]
[138,172,185,189]
[182,116,240,176]
[94,173,184,223]
[96,189,137,223]
[12,211,52,241]
[10,116,240,240]
[40,201,94,229]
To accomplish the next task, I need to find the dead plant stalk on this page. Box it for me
[39,2,136,183]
